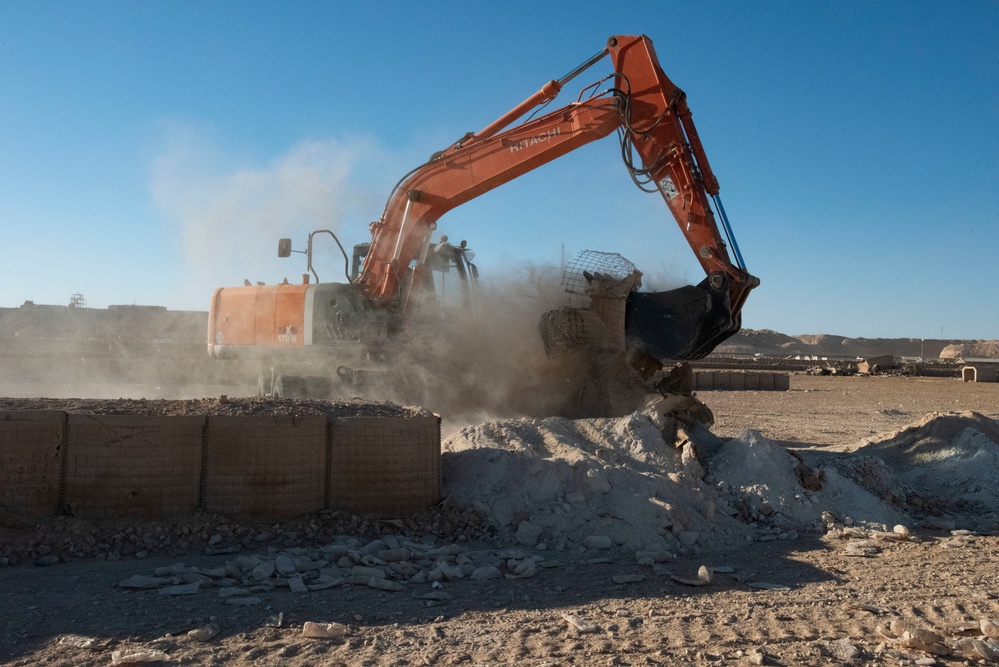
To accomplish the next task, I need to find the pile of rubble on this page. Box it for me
[0,395,432,418]
[117,535,555,606]
[441,409,999,555]
[0,501,485,568]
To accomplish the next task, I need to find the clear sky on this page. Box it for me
[2,1,997,339]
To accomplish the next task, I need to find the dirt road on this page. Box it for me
[2,374,998,666]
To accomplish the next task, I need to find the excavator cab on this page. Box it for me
[425,237,478,311]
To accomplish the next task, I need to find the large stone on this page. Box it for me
[516,521,543,547]
[583,535,612,550]
[678,531,700,547]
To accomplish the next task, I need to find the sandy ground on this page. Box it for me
[702,374,999,451]
[2,374,999,667]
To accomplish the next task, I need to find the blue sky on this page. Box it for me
[1,1,997,339]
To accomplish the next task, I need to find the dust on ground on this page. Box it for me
[3,375,999,666]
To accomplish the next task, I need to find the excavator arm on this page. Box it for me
[357,34,759,360]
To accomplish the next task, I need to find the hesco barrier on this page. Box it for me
[694,371,790,391]
[0,411,63,518]
[0,411,440,520]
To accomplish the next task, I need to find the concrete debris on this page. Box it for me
[747,582,791,591]
[186,623,220,642]
[157,582,199,596]
[872,616,999,661]
[561,613,598,634]
[115,535,575,604]
[110,648,169,664]
[827,638,861,661]
[301,621,349,639]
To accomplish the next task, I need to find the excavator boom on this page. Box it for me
[356,34,757,359]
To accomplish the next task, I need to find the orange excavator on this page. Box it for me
[208,34,759,398]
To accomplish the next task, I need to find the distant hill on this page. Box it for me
[713,329,998,360]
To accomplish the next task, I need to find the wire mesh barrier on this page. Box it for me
[540,251,642,354]
[0,411,440,520]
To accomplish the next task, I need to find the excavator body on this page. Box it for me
[208,34,758,403]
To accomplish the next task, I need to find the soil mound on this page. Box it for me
[442,410,999,557]
[940,341,999,359]
[854,411,999,525]
[443,413,750,555]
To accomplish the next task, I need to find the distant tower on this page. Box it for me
[69,292,87,308]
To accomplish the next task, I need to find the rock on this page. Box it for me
[584,469,612,494]
[306,576,343,591]
[367,577,404,592]
[111,649,168,664]
[187,623,220,642]
[678,531,699,547]
[274,555,296,575]
[435,559,464,581]
[302,621,349,639]
[515,521,543,547]
[251,561,274,581]
[583,535,612,550]
[158,582,200,596]
[359,539,386,554]
[828,638,861,661]
[506,558,538,579]
[561,613,598,633]
[972,639,999,662]
[747,582,791,591]
[288,575,308,594]
[889,619,944,645]
[470,565,502,581]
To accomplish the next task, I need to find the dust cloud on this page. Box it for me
[150,129,381,292]
[302,263,596,433]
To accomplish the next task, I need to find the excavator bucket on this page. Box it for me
[624,273,739,361]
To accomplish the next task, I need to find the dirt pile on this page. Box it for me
[851,411,999,526]
[442,410,999,556]
[443,412,752,555]
[940,340,999,359]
